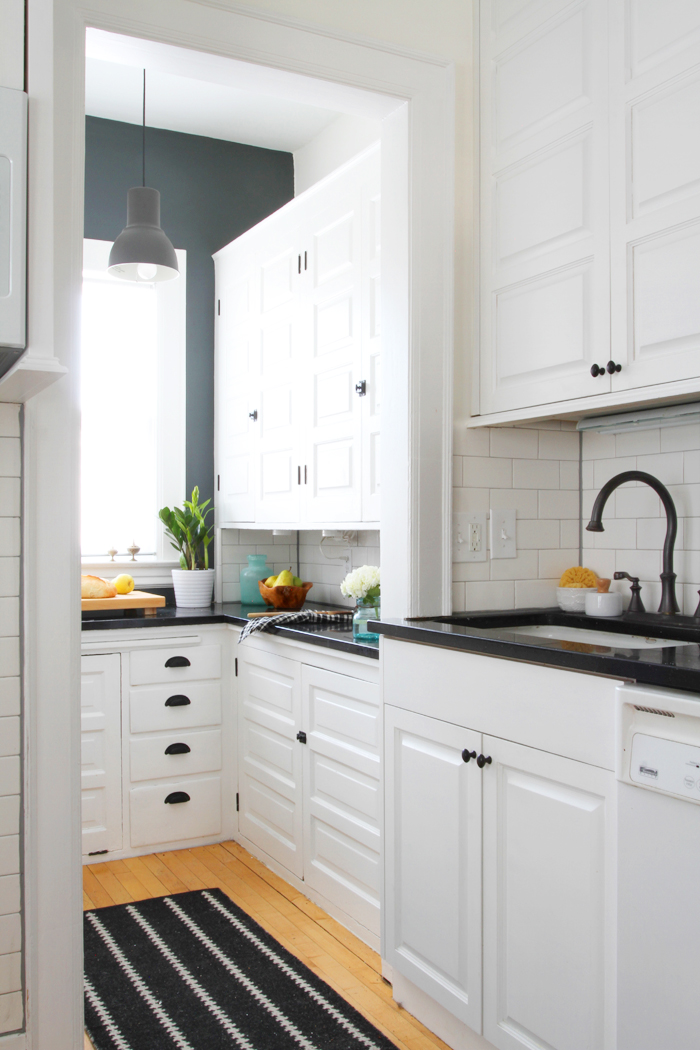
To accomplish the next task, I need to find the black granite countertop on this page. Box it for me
[373,607,700,692]
[81,601,379,660]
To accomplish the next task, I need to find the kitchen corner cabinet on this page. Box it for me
[477,0,700,421]
[81,654,123,856]
[215,146,380,528]
[237,638,381,939]
[383,638,616,1050]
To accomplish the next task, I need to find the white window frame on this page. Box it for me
[81,238,186,567]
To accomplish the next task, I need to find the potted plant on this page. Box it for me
[159,487,215,607]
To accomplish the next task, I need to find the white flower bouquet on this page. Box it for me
[340,564,380,602]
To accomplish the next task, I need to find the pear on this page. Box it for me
[275,569,294,587]
[264,575,278,587]
[292,575,303,587]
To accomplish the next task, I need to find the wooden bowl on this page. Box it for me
[258,580,313,611]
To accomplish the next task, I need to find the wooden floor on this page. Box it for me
[83,841,450,1050]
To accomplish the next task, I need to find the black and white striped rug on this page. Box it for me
[84,888,399,1050]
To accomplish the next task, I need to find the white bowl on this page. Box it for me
[557,586,597,613]
[585,591,623,618]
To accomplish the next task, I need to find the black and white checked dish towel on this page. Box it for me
[84,888,400,1050]
[237,610,352,644]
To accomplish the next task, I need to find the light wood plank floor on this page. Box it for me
[83,840,450,1050]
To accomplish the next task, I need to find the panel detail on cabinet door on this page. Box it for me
[262,250,295,312]
[631,74,700,217]
[302,666,381,936]
[627,0,700,78]
[81,654,122,855]
[631,224,700,360]
[314,213,354,284]
[261,320,293,372]
[482,736,612,1050]
[495,6,589,149]
[384,706,482,1032]
[238,649,303,879]
[315,295,353,355]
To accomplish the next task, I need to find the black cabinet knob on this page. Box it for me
[476,754,492,768]
[296,730,307,744]
[248,410,258,421]
[164,742,191,755]
[164,791,190,804]
[606,360,622,374]
[462,749,476,763]
[165,655,191,668]
[164,694,190,707]
[355,380,367,397]
[590,364,606,377]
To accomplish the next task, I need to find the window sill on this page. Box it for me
[81,560,181,587]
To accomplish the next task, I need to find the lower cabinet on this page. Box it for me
[81,653,122,856]
[385,704,614,1050]
[238,643,381,938]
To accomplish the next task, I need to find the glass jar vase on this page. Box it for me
[352,595,381,643]
[239,554,270,605]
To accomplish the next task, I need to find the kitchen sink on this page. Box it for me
[499,624,692,649]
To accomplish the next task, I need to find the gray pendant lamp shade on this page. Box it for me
[108,186,179,283]
[107,70,179,283]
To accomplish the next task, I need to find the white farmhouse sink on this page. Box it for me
[504,624,693,649]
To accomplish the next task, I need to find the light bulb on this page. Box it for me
[136,263,158,281]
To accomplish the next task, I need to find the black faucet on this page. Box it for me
[586,471,679,615]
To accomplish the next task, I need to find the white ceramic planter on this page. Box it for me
[171,568,215,608]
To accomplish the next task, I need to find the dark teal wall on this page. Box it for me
[84,116,294,517]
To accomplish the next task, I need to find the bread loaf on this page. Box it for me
[81,575,117,599]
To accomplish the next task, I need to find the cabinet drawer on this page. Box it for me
[129,775,221,848]
[130,729,222,783]
[129,644,221,686]
[130,681,221,733]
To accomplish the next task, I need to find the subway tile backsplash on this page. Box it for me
[220,529,380,607]
[453,418,700,615]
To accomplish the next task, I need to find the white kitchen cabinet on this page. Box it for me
[237,637,381,940]
[477,0,700,421]
[384,706,482,1032]
[215,146,380,527]
[81,653,122,856]
[482,735,611,1050]
[383,637,616,1050]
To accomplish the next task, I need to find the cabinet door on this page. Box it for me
[81,654,122,856]
[482,736,614,1050]
[302,150,379,523]
[301,665,381,935]
[238,646,303,878]
[479,0,611,414]
[361,181,381,522]
[384,705,482,1031]
[215,255,257,523]
[609,2,700,392]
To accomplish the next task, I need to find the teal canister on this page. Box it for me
[239,554,270,605]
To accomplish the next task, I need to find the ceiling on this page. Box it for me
[84,30,394,153]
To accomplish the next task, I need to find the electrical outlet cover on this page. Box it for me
[490,509,517,559]
[453,512,487,562]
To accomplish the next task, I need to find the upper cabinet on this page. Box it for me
[215,147,380,528]
[477,0,700,421]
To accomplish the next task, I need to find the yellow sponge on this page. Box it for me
[559,566,597,588]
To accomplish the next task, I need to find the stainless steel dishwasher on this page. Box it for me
[616,682,700,1050]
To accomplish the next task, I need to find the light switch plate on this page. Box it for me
[489,509,517,559]
[453,512,487,562]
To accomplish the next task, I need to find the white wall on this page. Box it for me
[0,0,24,90]
[294,113,381,194]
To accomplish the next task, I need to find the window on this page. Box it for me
[81,239,186,562]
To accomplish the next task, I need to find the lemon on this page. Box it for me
[113,574,135,595]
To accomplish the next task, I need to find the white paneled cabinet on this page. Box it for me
[237,640,381,938]
[215,146,380,527]
[81,653,122,856]
[478,0,700,421]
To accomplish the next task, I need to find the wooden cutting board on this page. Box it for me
[81,590,166,611]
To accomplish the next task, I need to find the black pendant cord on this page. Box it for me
[142,68,146,188]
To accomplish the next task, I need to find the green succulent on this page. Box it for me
[159,486,214,570]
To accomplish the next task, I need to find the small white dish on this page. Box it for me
[585,591,623,617]
[557,586,596,613]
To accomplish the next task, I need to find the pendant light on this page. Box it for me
[108,70,179,283]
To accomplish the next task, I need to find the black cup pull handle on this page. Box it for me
[164,791,190,804]
[164,742,191,755]
[165,655,191,668]
[462,749,477,763]
[164,694,191,707]
[476,754,493,768]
